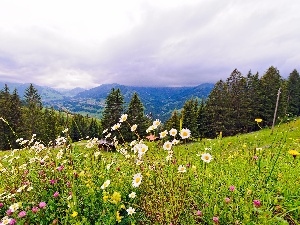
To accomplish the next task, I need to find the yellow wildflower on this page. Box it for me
[103,195,109,202]
[110,191,121,204]
[71,211,78,217]
[255,118,262,123]
[116,211,123,223]
[288,150,300,158]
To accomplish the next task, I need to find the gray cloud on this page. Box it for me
[0,0,299,88]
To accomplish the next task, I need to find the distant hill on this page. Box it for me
[74,83,214,121]
[0,82,214,122]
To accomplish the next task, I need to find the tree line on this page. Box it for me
[165,66,300,138]
[1,66,299,149]
[0,84,103,150]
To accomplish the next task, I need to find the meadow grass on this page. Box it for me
[0,118,300,224]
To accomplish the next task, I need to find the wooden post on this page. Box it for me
[271,88,281,133]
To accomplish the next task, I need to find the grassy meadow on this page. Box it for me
[1,117,300,225]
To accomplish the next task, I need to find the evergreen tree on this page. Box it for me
[245,71,263,131]
[182,98,198,138]
[88,118,101,139]
[205,80,229,137]
[101,88,125,131]
[285,69,300,116]
[125,92,150,141]
[260,66,283,126]
[22,84,43,138]
[197,100,207,139]
[164,110,181,133]
[225,69,248,135]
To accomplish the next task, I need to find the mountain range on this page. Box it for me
[0,82,214,122]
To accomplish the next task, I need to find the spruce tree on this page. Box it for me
[285,69,300,116]
[101,88,125,131]
[22,84,43,139]
[260,66,283,126]
[182,98,198,138]
[125,92,149,141]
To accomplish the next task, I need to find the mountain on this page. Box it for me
[54,87,86,97]
[73,83,214,121]
[0,82,214,122]
[0,82,65,101]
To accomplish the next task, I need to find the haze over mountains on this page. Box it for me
[0,82,214,122]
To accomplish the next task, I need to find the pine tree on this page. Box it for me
[285,69,300,116]
[260,66,283,126]
[205,80,229,137]
[164,110,181,133]
[101,88,125,131]
[182,98,198,138]
[22,84,43,139]
[225,69,248,135]
[125,92,150,141]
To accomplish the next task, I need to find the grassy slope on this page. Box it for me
[0,119,300,224]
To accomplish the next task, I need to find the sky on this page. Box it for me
[0,0,300,89]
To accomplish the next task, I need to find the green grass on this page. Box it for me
[1,119,300,224]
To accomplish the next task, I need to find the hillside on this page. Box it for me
[0,82,214,122]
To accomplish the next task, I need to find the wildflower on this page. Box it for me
[111,192,121,204]
[126,206,136,215]
[172,139,179,145]
[18,211,26,218]
[1,216,12,225]
[119,114,128,122]
[71,211,78,217]
[105,133,111,138]
[62,128,68,133]
[229,185,235,192]
[180,128,191,139]
[132,173,142,187]
[49,179,57,185]
[9,219,17,225]
[102,129,108,134]
[201,153,213,163]
[0,202,3,208]
[129,192,136,199]
[32,207,39,213]
[166,154,173,161]
[53,191,59,198]
[159,130,168,138]
[39,202,47,209]
[94,151,101,158]
[225,197,231,203]
[85,142,94,148]
[116,211,123,223]
[153,119,161,127]
[111,123,121,131]
[169,128,177,137]
[6,209,12,216]
[131,124,137,132]
[146,133,157,141]
[9,202,20,212]
[178,165,186,173]
[163,141,172,151]
[288,150,300,159]
[253,155,258,160]
[57,165,64,171]
[101,180,111,189]
[195,210,202,216]
[253,199,261,208]
[255,118,262,123]
[212,216,219,224]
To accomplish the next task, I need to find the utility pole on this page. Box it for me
[271,88,281,134]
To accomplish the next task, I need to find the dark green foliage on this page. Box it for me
[125,92,150,141]
[285,69,300,116]
[259,66,284,126]
[164,110,181,133]
[182,98,198,138]
[101,88,125,131]
[0,85,23,149]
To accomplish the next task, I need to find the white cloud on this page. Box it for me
[0,0,299,88]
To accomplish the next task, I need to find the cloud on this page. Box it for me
[0,0,299,88]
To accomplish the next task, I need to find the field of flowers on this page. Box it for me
[0,115,300,225]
